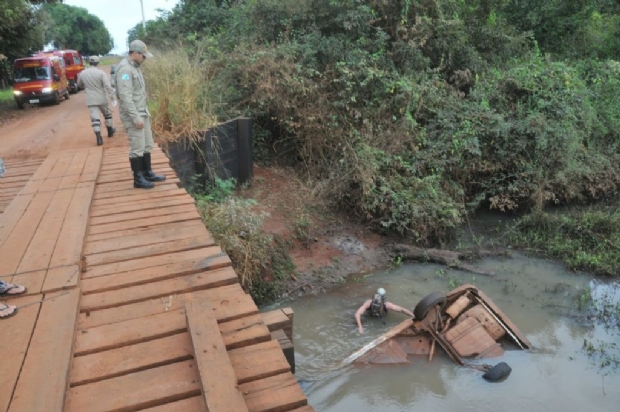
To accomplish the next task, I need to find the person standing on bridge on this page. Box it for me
[355,287,415,334]
[77,56,116,146]
[115,40,166,190]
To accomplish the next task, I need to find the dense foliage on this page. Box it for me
[43,3,114,55]
[134,0,620,252]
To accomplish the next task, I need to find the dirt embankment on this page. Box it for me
[0,71,395,299]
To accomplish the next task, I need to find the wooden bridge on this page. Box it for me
[0,146,313,412]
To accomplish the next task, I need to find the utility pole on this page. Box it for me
[140,0,146,33]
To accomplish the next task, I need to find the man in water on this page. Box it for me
[355,287,414,334]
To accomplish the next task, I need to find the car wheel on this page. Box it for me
[482,362,512,382]
[16,101,24,110]
[52,92,60,105]
[414,292,447,320]
[65,91,70,100]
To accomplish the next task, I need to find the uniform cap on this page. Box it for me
[377,287,386,297]
[89,56,100,63]
[129,40,153,58]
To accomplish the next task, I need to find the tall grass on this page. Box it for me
[0,88,14,108]
[142,47,218,144]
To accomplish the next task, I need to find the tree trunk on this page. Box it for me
[391,244,504,276]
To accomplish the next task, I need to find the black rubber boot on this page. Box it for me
[143,152,166,182]
[130,157,154,189]
[107,126,116,138]
[95,132,103,146]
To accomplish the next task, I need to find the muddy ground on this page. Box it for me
[0,69,395,300]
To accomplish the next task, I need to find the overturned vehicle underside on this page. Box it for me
[344,284,532,382]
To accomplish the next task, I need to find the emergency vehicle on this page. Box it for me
[34,50,85,93]
[12,56,70,109]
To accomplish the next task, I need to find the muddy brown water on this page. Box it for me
[265,252,620,411]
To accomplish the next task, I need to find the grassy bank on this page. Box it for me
[0,88,14,108]
[512,209,620,277]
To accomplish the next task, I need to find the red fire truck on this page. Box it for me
[34,50,85,94]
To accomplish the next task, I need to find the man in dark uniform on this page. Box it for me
[355,287,414,334]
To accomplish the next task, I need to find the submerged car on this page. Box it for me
[344,284,532,382]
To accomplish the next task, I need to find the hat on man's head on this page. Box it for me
[89,56,100,64]
[129,40,153,58]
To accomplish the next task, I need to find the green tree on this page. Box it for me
[43,3,114,55]
[0,0,60,61]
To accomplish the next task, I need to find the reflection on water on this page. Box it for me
[266,252,620,411]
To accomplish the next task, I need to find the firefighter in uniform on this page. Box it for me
[114,39,165,189]
[77,56,116,146]
[355,287,415,334]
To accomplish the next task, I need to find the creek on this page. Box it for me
[265,253,620,411]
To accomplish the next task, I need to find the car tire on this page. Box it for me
[414,292,447,320]
[16,101,24,110]
[52,92,60,105]
[482,362,512,382]
[65,91,70,100]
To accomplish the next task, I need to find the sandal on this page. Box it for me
[0,303,17,319]
[0,283,27,297]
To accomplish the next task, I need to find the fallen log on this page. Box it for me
[391,244,505,276]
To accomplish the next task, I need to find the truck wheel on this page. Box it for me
[482,362,512,382]
[65,91,70,100]
[52,92,60,105]
[414,292,447,320]
[16,101,24,110]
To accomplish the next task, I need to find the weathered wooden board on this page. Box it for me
[186,300,249,412]
[65,360,201,412]
[9,289,80,412]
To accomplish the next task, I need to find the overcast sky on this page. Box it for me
[64,0,180,54]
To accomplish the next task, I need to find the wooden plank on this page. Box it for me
[87,211,201,235]
[70,332,193,387]
[48,152,75,178]
[240,373,308,412]
[83,246,226,279]
[29,154,59,181]
[0,193,34,245]
[81,268,237,311]
[78,284,257,330]
[85,235,215,267]
[97,170,177,185]
[0,190,55,276]
[49,182,96,268]
[90,196,195,217]
[89,203,197,226]
[186,300,249,412]
[86,219,197,243]
[93,183,180,200]
[290,406,316,412]
[95,175,180,192]
[75,310,187,356]
[91,188,189,207]
[64,149,88,177]
[8,289,80,412]
[260,309,292,334]
[9,270,47,296]
[138,396,206,412]
[65,360,201,412]
[19,176,63,195]
[16,187,75,273]
[42,265,80,293]
[82,254,231,295]
[84,222,206,254]
[219,314,271,350]
[81,148,103,178]
[229,340,291,384]
[0,294,42,412]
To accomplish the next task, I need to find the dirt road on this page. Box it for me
[0,80,127,161]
